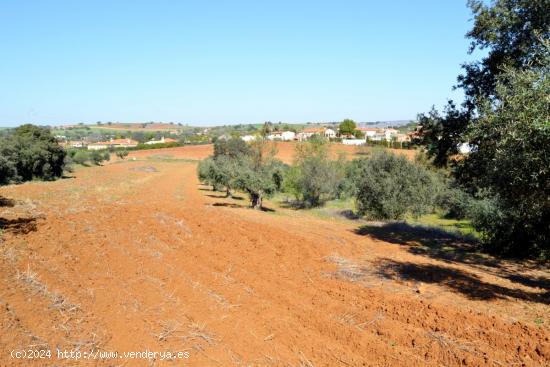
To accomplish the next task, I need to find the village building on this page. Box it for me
[241,135,257,142]
[144,136,178,145]
[267,131,296,141]
[297,127,336,141]
[88,138,139,150]
[355,127,380,138]
[342,139,365,146]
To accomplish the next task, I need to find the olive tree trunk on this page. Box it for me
[251,192,263,210]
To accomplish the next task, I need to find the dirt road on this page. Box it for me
[0,159,548,366]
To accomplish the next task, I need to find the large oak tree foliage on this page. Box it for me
[0,124,66,185]
[416,0,550,257]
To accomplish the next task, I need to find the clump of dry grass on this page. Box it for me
[325,254,367,282]
[155,320,181,341]
[299,351,315,367]
[15,265,80,314]
[184,322,217,345]
[335,312,384,331]
[0,244,18,264]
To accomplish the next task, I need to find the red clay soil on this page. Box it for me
[126,142,416,164]
[128,144,213,161]
[0,158,548,366]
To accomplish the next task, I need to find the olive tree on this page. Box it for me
[284,137,345,207]
[353,151,441,220]
[458,59,550,258]
[197,138,284,208]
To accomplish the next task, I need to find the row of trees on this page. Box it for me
[198,138,284,209]
[414,0,550,258]
[198,137,446,221]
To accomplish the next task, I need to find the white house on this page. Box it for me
[144,136,178,145]
[281,131,296,141]
[458,143,473,154]
[267,132,279,141]
[395,134,411,143]
[342,139,365,146]
[241,135,257,142]
[324,128,336,139]
[62,140,86,148]
[367,131,386,141]
[297,127,336,140]
[384,128,399,141]
[88,138,138,150]
[355,127,379,138]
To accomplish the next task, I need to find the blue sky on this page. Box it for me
[0,1,475,126]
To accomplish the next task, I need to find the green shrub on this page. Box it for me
[436,187,474,219]
[90,150,105,165]
[0,124,66,183]
[0,155,18,185]
[115,150,129,159]
[213,138,250,158]
[353,151,441,220]
[284,137,345,207]
[72,150,90,165]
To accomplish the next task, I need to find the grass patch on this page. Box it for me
[406,213,478,238]
[271,193,479,240]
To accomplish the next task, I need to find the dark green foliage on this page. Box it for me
[68,149,108,166]
[197,158,223,191]
[415,0,550,258]
[233,153,285,209]
[284,138,345,207]
[0,124,66,184]
[90,150,106,165]
[197,138,284,209]
[353,151,441,220]
[414,102,471,167]
[213,137,251,158]
[458,61,550,258]
[417,0,550,165]
[116,150,129,159]
[436,187,474,219]
[0,155,18,185]
[197,155,241,196]
[284,157,344,207]
[458,0,550,108]
[71,150,89,165]
[338,119,357,137]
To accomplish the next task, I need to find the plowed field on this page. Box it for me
[0,153,548,366]
[126,142,416,164]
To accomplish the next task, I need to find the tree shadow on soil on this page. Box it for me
[206,194,244,200]
[355,222,493,266]
[376,258,549,304]
[0,196,39,235]
[355,222,550,296]
[211,202,275,212]
[0,197,16,207]
[0,217,38,234]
